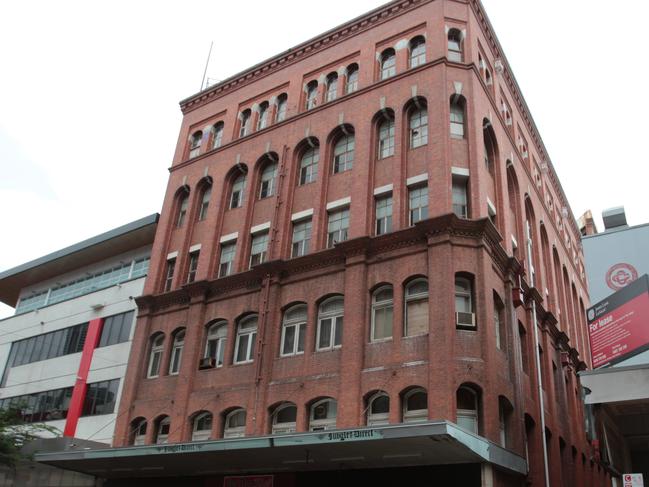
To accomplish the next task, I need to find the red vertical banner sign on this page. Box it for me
[63,318,104,437]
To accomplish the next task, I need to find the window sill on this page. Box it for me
[279,352,305,359]
[233,360,254,366]
[403,333,428,339]
[370,337,393,344]
[315,346,342,353]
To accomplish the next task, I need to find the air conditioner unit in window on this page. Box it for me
[199,357,216,370]
[456,311,476,328]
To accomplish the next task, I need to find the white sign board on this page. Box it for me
[623,473,644,487]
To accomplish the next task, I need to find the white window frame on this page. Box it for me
[375,195,393,235]
[156,417,170,444]
[325,73,338,102]
[332,135,354,173]
[187,251,199,283]
[234,316,257,364]
[380,50,396,79]
[230,175,246,209]
[280,305,306,357]
[169,330,185,375]
[404,279,429,337]
[275,94,288,122]
[409,185,428,225]
[132,420,147,446]
[189,131,202,159]
[450,101,465,138]
[448,29,463,62]
[305,81,318,110]
[455,277,473,314]
[291,219,312,258]
[249,232,268,268]
[218,242,236,278]
[271,403,297,434]
[316,297,344,351]
[345,65,359,94]
[198,186,212,221]
[457,387,479,434]
[409,37,426,68]
[212,122,224,149]
[403,388,428,423]
[378,117,395,159]
[367,392,390,426]
[205,321,227,367]
[256,102,269,131]
[147,335,164,378]
[327,208,349,248]
[224,409,246,438]
[371,286,394,342]
[299,146,318,185]
[239,110,251,138]
[192,412,213,442]
[259,163,277,199]
[309,398,337,431]
[409,108,428,148]
[177,194,188,227]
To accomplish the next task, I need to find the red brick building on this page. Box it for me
[38,1,610,485]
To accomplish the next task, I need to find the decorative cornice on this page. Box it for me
[179,0,429,114]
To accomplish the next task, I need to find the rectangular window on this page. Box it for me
[187,251,200,283]
[98,311,134,348]
[520,323,529,373]
[327,209,349,248]
[375,196,393,235]
[250,232,269,268]
[164,258,176,292]
[291,219,312,258]
[219,243,236,277]
[0,387,74,423]
[409,185,428,225]
[198,187,211,221]
[317,316,343,350]
[82,379,120,417]
[281,323,306,356]
[452,178,468,218]
[5,322,90,371]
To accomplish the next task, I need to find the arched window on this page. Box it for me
[275,93,288,123]
[234,316,257,364]
[271,403,297,434]
[256,102,269,131]
[367,392,390,426]
[450,96,466,138]
[204,321,227,367]
[147,334,164,378]
[409,103,428,148]
[377,113,395,159]
[404,279,428,336]
[317,297,343,351]
[455,275,476,329]
[325,72,338,102]
[259,161,278,199]
[499,397,513,447]
[212,122,224,149]
[192,412,213,441]
[305,81,318,110]
[299,143,319,185]
[493,292,506,351]
[409,36,426,68]
[189,131,202,159]
[345,63,359,94]
[197,184,212,221]
[239,109,251,138]
[223,409,246,438]
[309,398,337,431]
[169,329,185,375]
[456,386,479,433]
[483,119,498,177]
[155,416,170,444]
[176,191,189,228]
[280,305,306,357]
[131,418,147,445]
[229,173,246,209]
[371,286,393,341]
[380,48,396,80]
[403,388,428,423]
[333,132,354,173]
[448,29,463,62]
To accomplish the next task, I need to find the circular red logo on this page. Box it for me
[606,263,638,291]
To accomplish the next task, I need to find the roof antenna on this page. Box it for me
[200,41,214,91]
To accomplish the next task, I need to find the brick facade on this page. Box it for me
[114,1,610,485]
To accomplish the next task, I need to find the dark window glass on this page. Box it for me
[0,386,74,423]
[98,311,134,348]
[82,379,120,416]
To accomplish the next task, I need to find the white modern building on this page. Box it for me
[0,214,158,450]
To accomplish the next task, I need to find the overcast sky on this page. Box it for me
[1,0,648,319]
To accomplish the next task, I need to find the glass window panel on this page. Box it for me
[406,300,429,336]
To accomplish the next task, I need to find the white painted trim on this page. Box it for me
[166,251,178,260]
[373,184,393,196]
[291,208,314,221]
[220,232,238,243]
[451,167,470,177]
[251,221,271,234]
[511,235,518,248]
[326,197,351,211]
[487,198,497,216]
[406,173,428,187]
[189,244,202,253]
